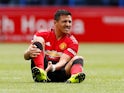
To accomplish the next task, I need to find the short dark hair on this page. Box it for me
[54,9,72,21]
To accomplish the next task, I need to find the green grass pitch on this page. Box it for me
[0,43,124,93]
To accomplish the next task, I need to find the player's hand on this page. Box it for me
[45,61,56,73]
[27,44,41,58]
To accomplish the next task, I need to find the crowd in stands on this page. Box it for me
[0,0,124,7]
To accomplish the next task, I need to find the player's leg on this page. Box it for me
[31,36,47,82]
[32,36,45,69]
[65,56,86,83]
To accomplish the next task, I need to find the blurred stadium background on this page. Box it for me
[0,0,124,43]
[0,0,124,93]
[0,0,124,6]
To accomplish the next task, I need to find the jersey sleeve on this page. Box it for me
[32,30,51,42]
[35,30,49,39]
[64,35,79,58]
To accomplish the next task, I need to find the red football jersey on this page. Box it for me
[34,29,79,62]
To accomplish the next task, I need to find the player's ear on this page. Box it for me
[54,20,57,25]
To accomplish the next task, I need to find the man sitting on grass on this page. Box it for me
[24,9,85,83]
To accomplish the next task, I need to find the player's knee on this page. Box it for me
[33,36,45,46]
[72,58,84,66]
[33,42,43,50]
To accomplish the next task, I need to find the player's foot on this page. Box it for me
[32,67,47,82]
[66,72,86,83]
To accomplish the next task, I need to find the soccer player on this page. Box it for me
[24,9,85,83]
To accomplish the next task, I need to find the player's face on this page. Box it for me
[55,15,72,34]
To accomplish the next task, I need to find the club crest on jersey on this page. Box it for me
[59,42,67,50]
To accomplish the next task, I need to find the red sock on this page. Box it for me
[33,51,44,69]
[70,64,83,75]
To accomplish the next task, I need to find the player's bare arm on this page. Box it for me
[45,53,71,72]
[55,53,71,70]
[24,36,45,60]
[24,44,41,60]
